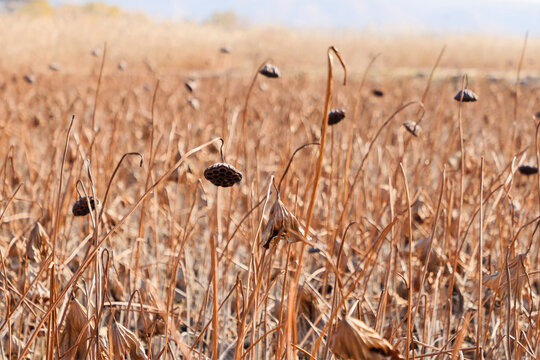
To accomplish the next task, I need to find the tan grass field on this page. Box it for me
[1,8,540,360]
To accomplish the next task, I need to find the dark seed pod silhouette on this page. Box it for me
[184,79,198,92]
[259,63,281,78]
[204,163,242,187]
[372,89,384,97]
[535,111,540,119]
[24,74,35,84]
[403,121,422,137]
[454,89,478,102]
[518,165,538,175]
[328,108,346,125]
[91,48,102,57]
[72,196,100,217]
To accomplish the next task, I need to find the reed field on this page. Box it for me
[2,8,540,360]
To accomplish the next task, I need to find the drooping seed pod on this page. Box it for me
[518,165,538,175]
[261,196,305,249]
[259,63,281,78]
[328,108,346,125]
[204,163,242,187]
[184,78,198,92]
[72,196,100,217]
[91,47,102,57]
[372,89,384,97]
[23,74,35,84]
[454,89,478,102]
[403,121,422,137]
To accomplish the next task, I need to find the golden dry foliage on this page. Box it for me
[108,321,148,360]
[297,284,323,323]
[261,195,306,249]
[60,298,91,360]
[483,253,528,295]
[138,279,167,336]
[296,284,325,344]
[26,221,49,262]
[329,316,404,360]
[450,310,473,360]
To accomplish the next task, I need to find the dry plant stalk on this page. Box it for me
[329,316,404,360]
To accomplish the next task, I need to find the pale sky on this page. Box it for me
[48,0,540,35]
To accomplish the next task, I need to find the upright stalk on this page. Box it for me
[289,46,346,358]
[476,157,484,360]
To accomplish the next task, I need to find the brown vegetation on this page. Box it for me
[1,10,540,360]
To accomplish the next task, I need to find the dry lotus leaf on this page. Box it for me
[329,316,404,360]
[109,321,148,360]
[261,196,306,249]
[60,298,91,360]
[483,253,528,294]
[26,221,49,262]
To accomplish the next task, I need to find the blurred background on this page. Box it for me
[3,0,540,35]
[0,1,539,77]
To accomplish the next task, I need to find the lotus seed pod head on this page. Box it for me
[403,121,422,137]
[72,196,100,217]
[518,165,538,175]
[259,63,281,78]
[454,89,478,102]
[328,108,346,126]
[184,79,198,92]
[204,163,242,187]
